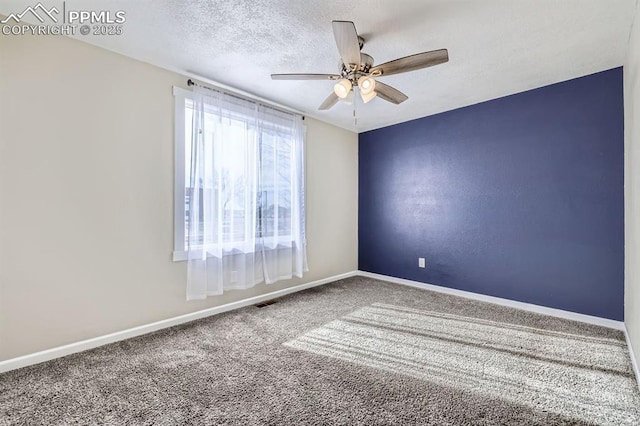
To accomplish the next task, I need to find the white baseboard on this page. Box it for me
[0,271,358,374]
[357,271,626,331]
[624,326,640,391]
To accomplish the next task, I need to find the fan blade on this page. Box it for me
[370,49,448,77]
[374,81,408,104]
[271,73,341,80]
[318,92,339,110]
[332,21,361,69]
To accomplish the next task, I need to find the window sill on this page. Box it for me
[173,251,189,262]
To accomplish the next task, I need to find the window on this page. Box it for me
[172,87,304,262]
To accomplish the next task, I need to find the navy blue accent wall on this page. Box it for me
[359,68,624,320]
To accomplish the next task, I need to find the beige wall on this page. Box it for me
[0,32,358,361]
[625,4,640,372]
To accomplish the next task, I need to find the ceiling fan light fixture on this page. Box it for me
[360,90,377,103]
[358,76,376,95]
[333,79,352,98]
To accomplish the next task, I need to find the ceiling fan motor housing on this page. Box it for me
[340,53,374,86]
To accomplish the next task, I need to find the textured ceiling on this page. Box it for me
[2,0,637,132]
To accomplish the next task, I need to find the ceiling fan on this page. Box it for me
[271,21,449,110]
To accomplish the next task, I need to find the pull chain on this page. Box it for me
[353,87,358,127]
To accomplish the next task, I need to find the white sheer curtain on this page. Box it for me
[186,86,307,300]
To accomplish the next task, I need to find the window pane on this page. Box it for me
[259,131,292,238]
[218,118,250,243]
[184,104,195,247]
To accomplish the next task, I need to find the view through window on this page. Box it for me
[183,100,293,250]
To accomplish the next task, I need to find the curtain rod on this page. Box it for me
[186,79,304,120]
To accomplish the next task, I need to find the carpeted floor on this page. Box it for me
[1,276,639,425]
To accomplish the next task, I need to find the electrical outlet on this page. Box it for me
[418,257,426,268]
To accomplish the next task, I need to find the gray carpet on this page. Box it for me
[1,276,639,425]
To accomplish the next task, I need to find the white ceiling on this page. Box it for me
[2,0,637,132]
